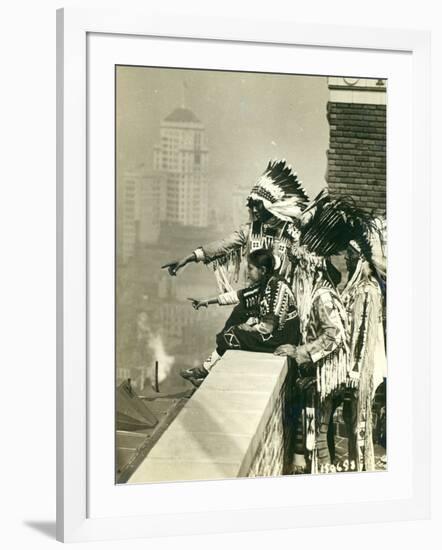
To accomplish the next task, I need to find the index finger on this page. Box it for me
[161,261,176,269]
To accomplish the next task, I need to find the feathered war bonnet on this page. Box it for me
[347,217,387,281]
[247,159,310,222]
[291,188,381,273]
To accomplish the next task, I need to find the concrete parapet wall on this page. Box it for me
[128,351,291,484]
[247,384,285,477]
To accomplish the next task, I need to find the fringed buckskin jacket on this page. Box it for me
[193,218,299,292]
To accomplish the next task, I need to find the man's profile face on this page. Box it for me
[345,248,360,277]
[249,199,273,223]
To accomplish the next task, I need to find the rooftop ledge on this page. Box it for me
[128,351,290,484]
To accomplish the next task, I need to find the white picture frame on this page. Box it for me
[56,7,431,543]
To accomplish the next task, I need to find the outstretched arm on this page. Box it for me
[188,289,240,310]
[161,224,250,276]
[161,253,197,276]
[195,223,249,263]
[187,297,219,310]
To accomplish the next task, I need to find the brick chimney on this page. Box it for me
[326,77,387,217]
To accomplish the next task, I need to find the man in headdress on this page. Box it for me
[336,229,387,471]
[162,159,310,290]
[162,160,310,384]
[274,190,376,473]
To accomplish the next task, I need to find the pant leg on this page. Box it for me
[292,377,305,470]
[214,304,252,356]
[216,325,282,355]
[292,374,312,472]
[327,394,343,465]
[316,394,335,468]
[221,303,250,332]
[218,314,300,352]
[342,389,358,467]
[292,376,316,472]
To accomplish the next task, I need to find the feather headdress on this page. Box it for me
[348,217,387,281]
[296,188,379,260]
[248,160,310,222]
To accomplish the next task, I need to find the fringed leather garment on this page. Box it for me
[210,220,298,293]
[341,260,386,471]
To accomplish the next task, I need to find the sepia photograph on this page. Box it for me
[115,66,387,484]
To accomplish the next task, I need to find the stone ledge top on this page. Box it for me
[128,351,288,484]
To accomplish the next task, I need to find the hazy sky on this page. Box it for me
[116,66,330,207]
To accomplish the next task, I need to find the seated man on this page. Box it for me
[181,248,300,387]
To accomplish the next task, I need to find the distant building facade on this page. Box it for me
[231,182,251,230]
[117,167,169,264]
[153,107,209,227]
[117,106,210,265]
[118,171,138,264]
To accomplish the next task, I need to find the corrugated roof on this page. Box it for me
[164,107,200,123]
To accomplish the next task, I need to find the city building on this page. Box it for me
[118,104,210,265]
[153,106,209,227]
[117,167,170,264]
[117,169,138,264]
[231,182,251,230]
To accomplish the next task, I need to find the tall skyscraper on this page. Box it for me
[153,106,209,227]
[118,170,139,265]
[117,104,210,264]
